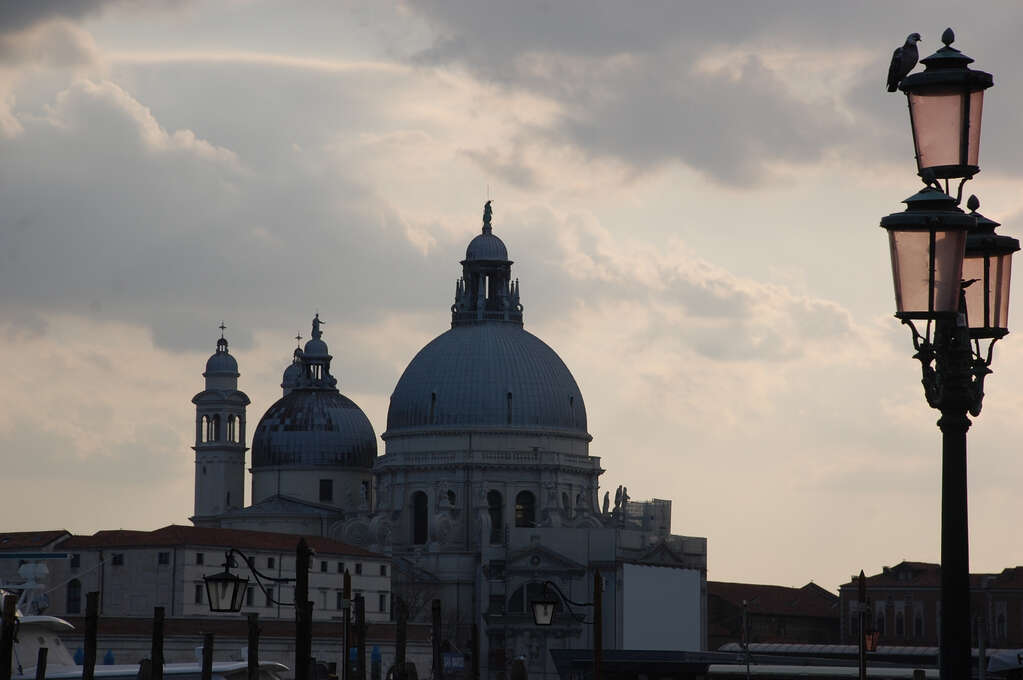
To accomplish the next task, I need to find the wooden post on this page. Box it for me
[295,539,312,680]
[34,647,48,680]
[355,595,366,680]
[83,592,99,680]
[201,633,214,680]
[137,658,152,680]
[592,570,602,680]
[395,598,407,678]
[247,613,260,680]
[0,594,16,680]
[343,570,352,680]
[431,600,443,680]
[471,623,479,680]
[151,607,164,680]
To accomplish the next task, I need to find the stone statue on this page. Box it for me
[614,485,622,511]
[622,486,630,506]
[311,313,324,339]
[483,200,493,230]
[602,491,610,515]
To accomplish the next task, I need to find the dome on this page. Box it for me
[252,390,377,468]
[385,323,588,436]
[303,337,329,357]
[204,338,238,376]
[465,232,508,261]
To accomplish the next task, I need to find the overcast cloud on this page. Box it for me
[2,1,1023,592]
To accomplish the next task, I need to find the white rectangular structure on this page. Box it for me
[623,563,702,650]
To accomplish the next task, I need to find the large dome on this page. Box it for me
[252,389,377,468]
[385,323,588,437]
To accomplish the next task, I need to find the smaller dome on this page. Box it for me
[466,232,508,261]
[282,352,303,393]
[304,337,329,357]
[204,338,238,376]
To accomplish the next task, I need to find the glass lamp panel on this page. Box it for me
[990,252,1012,330]
[967,90,984,167]
[532,601,556,626]
[962,254,989,328]
[888,229,966,316]
[909,88,964,170]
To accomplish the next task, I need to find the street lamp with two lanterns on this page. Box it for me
[880,27,1019,680]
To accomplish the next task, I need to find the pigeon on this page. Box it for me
[887,33,922,92]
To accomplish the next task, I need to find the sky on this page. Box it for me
[3,0,1023,593]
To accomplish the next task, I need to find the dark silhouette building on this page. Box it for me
[708,581,839,650]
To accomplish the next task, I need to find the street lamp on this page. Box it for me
[883,29,1017,680]
[531,571,602,680]
[202,539,315,680]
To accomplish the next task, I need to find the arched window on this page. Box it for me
[227,415,236,443]
[446,490,456,507]
[211,415,221,442]
[201,416,210,443]
[914,613,924,638]
[895,611,904,637]
[67,579,81,614]
[412,491,428,545]
[515,491,535,528]
[506,392,513,425]
[487,491,503,544]
[507,582,559,614]
[876,611,886,635]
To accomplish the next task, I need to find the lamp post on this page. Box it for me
[883,28,1018,680]
[203,539,315,680]
[531,571,602,680]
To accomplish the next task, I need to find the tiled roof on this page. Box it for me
[708,581,838,619]
[62,525,383,558]
[0,530,70,549]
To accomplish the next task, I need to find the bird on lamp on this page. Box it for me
[887,32,922,92]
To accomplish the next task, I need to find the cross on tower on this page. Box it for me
[219,321,227,338]
[295,332,303,348]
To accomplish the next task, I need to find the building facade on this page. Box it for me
[707,581,839,650]
[188,203,708,679]
[838,561,1023,649]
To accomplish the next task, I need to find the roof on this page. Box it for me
[215,495,343,518]
[385,323,589,437]
[837,561,1020,590]
[252,389,377,468]
[62,525,383,558]
[708,581,838,619]
[0,530,70,550]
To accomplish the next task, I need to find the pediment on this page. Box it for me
[632,540,688,567]
[506,544,586,575]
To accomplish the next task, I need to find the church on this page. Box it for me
[189,202,708,678]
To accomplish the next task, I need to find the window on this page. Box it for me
[507,583,559,614]
[895,612,904,637]
[112,553,124,566]
[196,553,204,566]
[355,563,362,575]
[158,552,170,566]
[320,479,333,503]
[267,557,275,569]
[914,613,924,638]
[194,584,204,605]
[378,593,387,613]
[876,611,886,635]
[336,591,345,609]
[380,565,387,577]
[412,491,428,545]
[246,587,255,607]
[67,579,81,615]
[489,594,505,615]
[487,491,503,544]
[515,491,536,528]
[70,554,81,569]
[338,562,344,574]
[265,588,274,608]
[321,561,328,573]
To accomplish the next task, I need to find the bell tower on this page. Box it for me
[191,326,250,523]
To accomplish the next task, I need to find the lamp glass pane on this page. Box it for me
[963,252,1013,333]
[888,229,966,316]
[532,601,556,626]
[967,90,984,167]
[909,88,964,170]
